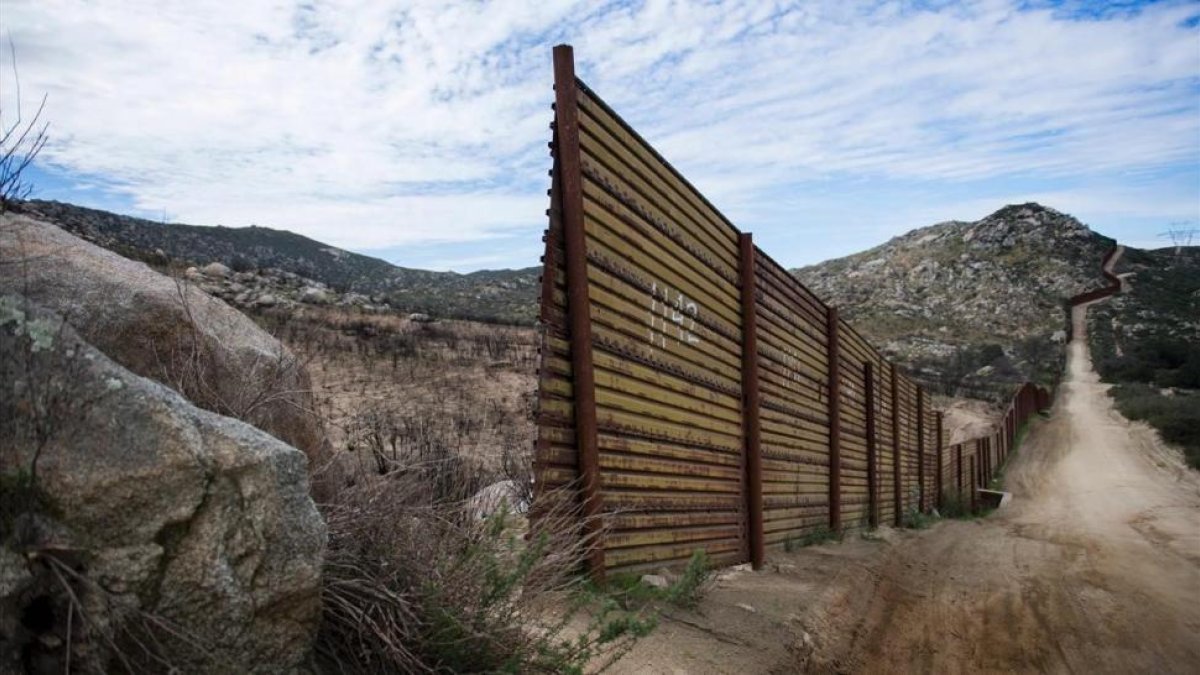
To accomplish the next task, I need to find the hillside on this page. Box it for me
[12,200,541,324]
[1086,246,1200,468]
[1089,246,1200,374]
[793,203,1116,398]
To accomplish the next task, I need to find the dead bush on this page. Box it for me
[314,477,653,674]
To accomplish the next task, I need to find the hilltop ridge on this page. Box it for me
[793,203,1115,397]
[13,200,542,324]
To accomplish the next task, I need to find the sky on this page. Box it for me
[3,0,1198,272]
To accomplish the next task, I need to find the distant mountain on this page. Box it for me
[13,200,541,324]
[25,199,1185,401]
[793,203,1116,398]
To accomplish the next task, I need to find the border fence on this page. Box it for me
[533,45,1050,580]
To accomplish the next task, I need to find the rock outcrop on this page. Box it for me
[0,214,329,471]
[0,299,326,672]
[792,203,1115,397]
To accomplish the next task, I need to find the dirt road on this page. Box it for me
[814,279,1200,673]
[613,249,1200,674]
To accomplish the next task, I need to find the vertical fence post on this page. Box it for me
[739,234,764,569]
[827,306,842,532]
[974,439,982,489]
[890,366,902,526]
[935,412,944,513]
[956,443,963,507]
[1006,410,1013,457]
[970,455,978,512]
[865,362,878,527]
[916,389,925,513]
[1004,411,1009,458]
[985,437,991,481]
[552,44,605,581]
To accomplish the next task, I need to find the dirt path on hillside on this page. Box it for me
[612,247,1200,674]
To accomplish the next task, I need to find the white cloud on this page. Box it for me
[3,0,1198,266]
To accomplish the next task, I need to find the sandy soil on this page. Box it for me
[611,253,1200,673]
[939,397,1002,444]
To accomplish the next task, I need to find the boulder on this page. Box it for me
[0,215,330,481]
[0,299,326,672]
[467,480,529,521]
[299,286,331,305]
[202,262,231,278]
[639,574,669,590]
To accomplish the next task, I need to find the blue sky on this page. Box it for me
[5,0,1199,271]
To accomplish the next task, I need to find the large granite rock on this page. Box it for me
[0,299,326,672]
[0,214,330,479]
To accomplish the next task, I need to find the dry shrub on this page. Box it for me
[314,475,653,674]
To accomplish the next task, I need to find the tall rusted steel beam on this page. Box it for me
[935,412,944,512]
[890,366,902,526]
[916,388,926,513]
[827,306,842,532]
[552,44,605,581]
[739,234,764,569]
[864,361,878,527]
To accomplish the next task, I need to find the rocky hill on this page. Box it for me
[13,200,541,324]
[793,203,1116,398]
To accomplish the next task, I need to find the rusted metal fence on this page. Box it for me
[534,45,1051,580]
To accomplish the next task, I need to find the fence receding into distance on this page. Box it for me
[533,45,1051,580]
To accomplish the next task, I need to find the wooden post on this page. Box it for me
[827,306,842,532]
[552,45,605,581]
[865,361,878,528]
[739,234,764,569]
[890,366,902,526]
[916,389,925,513]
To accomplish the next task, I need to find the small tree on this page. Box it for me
[0,40,49,212]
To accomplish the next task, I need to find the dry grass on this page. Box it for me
[246,306,655,673]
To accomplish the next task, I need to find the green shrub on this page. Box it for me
[784,525,841,551]
[1097,338,1200,388]
[662,550,711,609]
[599,549,712,611]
